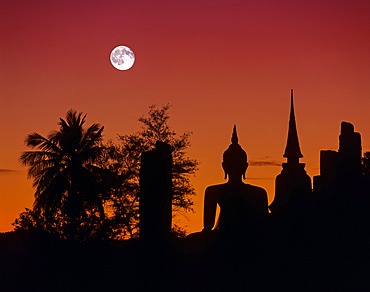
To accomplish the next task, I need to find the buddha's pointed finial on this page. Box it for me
[283,89,303,162]
[223,125,247,179]
[231,125,238,144]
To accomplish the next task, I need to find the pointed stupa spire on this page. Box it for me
[231,124,238,144]
[283,89,303,161]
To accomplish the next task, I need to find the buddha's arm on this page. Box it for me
[203,187,217,231]
[262,189,269,210]
[259,188,269,215]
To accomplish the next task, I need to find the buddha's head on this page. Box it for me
[222,125,248,180]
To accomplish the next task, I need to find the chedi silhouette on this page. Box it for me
[270,89,312,217]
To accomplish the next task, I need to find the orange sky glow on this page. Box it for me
[1,0,370,233]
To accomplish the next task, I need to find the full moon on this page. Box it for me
[110,45,135,71]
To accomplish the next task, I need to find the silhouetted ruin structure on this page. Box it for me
[270,90,311,216]
[139,141,172,241]
[313,122,364,201]
[5,94,370,291]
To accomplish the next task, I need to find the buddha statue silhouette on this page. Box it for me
[203,126,269,236]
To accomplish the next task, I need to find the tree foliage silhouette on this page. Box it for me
[362,151,370,176]
[104,104,198,239]
[17,110,121,240]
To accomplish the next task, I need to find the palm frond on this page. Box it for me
[32,164,65,192]
[61,109,86,129]
[27,158,63,180]
[80,124,104,151]
[24,132,61,153]
[34,169,69,218]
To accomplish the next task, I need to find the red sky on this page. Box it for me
[1,0,370,233]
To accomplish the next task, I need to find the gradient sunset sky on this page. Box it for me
[1,0,370,233]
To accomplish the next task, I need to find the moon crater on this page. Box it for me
[110,45,135,71]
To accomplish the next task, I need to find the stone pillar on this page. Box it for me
[139,141,172,241]
[339,122,362,178]
[313,122,363,200]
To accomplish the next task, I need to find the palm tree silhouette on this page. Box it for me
[20,109,113,239]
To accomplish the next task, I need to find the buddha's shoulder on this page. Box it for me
[205,183,228,193]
